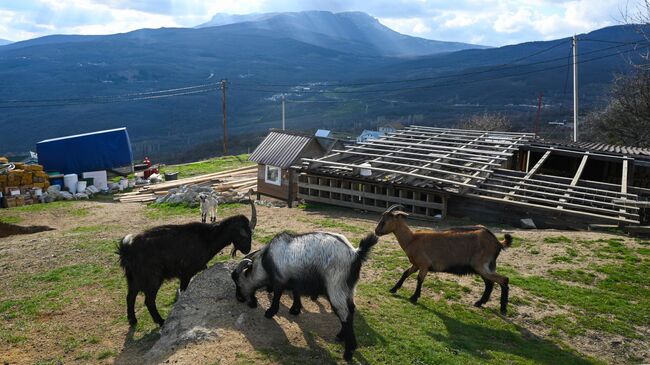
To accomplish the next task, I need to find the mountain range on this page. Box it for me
[0,11,647,162]
[0,38,12,46]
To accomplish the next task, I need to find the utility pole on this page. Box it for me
[220,79,228,155]
[534,92,543,135]
[573,34,578,142]
[281,95,286,130]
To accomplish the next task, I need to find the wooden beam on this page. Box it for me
[347,145,502,167]
[478,181,638,213]
[388,131,525,148]
[330,149,493,173]
[407,125,534,137]
[484,176,638,209]
[374,136,513,156]
[301,158,477,188]
[359,140,508,161]
[505,149,551,199]
[491,172,637,198]
[469,194,639,224]
[558,153,589,209]
[474,188,638,218]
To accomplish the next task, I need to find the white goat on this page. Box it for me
[198,192,219,223]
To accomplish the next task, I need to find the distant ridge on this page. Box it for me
[197,10,489,57]
[0,38,12,46]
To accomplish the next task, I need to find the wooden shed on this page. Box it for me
[249,129,339,206]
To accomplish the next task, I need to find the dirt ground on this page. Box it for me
[0,199,648,364]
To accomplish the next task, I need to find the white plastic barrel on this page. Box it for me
[359,162,372,176]
[63,174,79,194]
[76,181,87,193]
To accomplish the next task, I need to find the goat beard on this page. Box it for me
[230,247,237,258]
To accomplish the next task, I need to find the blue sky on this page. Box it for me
[0,0,637,45]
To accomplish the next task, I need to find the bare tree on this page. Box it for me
[457,112,513,132]
[583,69,650,147]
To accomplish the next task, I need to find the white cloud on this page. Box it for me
[0,0,631,45]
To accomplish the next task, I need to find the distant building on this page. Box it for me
[378,122,404,134]
[315,129,331,138]
[356,130,385,143]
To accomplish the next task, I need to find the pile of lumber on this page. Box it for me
[115,165,257,203]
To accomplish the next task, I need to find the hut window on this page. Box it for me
[265,165,281,186]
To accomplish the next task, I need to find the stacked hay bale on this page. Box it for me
[0,157,50,208]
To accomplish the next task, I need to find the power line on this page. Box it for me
[236,41,646,93]
[234,43,650,96]
[0,86,219,109]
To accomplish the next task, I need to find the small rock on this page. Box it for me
[235,313,246,329]
[520,218,536,229]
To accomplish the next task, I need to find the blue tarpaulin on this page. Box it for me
[36,128,133,174]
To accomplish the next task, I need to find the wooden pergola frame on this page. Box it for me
[470,145,641,224]
[302,126,533,192]
[299,126,643,225]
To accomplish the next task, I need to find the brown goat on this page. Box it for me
[374,204,512,314]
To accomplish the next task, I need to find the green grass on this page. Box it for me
[298,217,369,234]
[145,202,246,220]
[543,236,572,244]
[355,282,598,364]
[160,154,253,179]
[548,269,597,285]
[0,215,21,224]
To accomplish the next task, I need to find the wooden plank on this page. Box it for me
[407,125,534,137]
[469,194,639,224]
[387,131,524,149]
[484,176,638,210]
[301,158,477,188]
[296,194,442,221]
[374,136,514,156]
[491,172,638,198]
[478,181,638,213]
[299,182,445,210]
[359,140,508,161]
[473,187,638,219]
[344,145,502,167]
[558,154,589,209]
[505,149,551,200]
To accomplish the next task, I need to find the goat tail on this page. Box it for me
[348,233,379,288]
[116,234,135,271]
[500,233,513,249]
[356,233,379,264]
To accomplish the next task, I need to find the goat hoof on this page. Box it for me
[389,287,398,294]
[264,309,277,318]
[128,318,137,326]
[289,307,301,315]
[409,295,419,304]
[474,301,484,308]
[500,309,507,316]
[343,350,354,361]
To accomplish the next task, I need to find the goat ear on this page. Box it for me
[243,261,253,276]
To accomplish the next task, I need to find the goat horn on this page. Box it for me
[384,204,405,214]
[248,189,257,230]
[235,258,253,274]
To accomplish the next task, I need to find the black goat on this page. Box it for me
[117,197,257,326]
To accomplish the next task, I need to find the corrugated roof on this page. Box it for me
[249,130,314,169]
[540,141,650,159]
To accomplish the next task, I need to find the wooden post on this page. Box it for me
[221,79,228,155]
